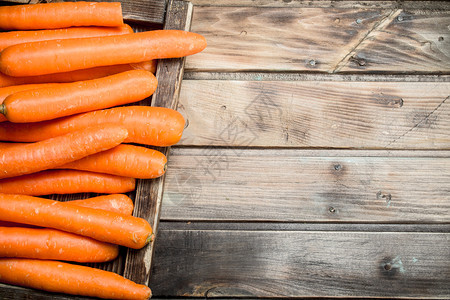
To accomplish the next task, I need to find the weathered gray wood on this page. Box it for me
[338,10,450,73]
[151,228,450,298]
[122,0,193,286]
[162,148,450,222]
[185,7,450,73]
[184,72,450,82]
[190,0,450,10]
[177,80,450,148]
[158,221,450,233]
[120,0,166,25]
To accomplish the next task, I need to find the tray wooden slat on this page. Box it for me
[122,0,193,286]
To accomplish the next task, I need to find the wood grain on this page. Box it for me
[338,10,450,73]
[120,0,166,25]
[161,148,450,222]
[185,6,450,73]
[189,0,450,10]
[151,228,450,298]
[177,80,450,148]
[122,0,193,286]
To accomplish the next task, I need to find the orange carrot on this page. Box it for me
[0,258,151,299]
[0,194,134,227]
[0,142,20,149]
[0,30,206,76]
[0,194,152,249]
[0,83,61,122]
[0,106,185,146]
[0,2,123,30]
[0,170,135,195]
[0,24,133,52]
[0,227,119,263]
[0,70,158,122]
[0,61,156,87]
[69,194,134,216]
[0,124,128,179]
[59,144,167,179]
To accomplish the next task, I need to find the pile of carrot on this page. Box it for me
[0,2,206,300]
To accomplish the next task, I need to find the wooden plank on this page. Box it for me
[158,221,450,233]
[185,7,450,73]
[190,0,450,10]
[338,10,450,73]
[177,80,450,148]
[122,0,193,286]
[121,0,166,25]
[184,72,450,82]
[150,228,450,298]
[161,148,450,222]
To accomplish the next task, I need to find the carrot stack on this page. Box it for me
[0,1,206,299]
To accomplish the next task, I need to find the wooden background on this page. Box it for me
[151,0,450,298]
[0,0,448,299]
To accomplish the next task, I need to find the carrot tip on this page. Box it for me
[0,104,5,116]
[146,233,155,244]
[163,163,168,172]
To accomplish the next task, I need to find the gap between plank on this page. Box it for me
[183,72,450,82]
[158,221,450,233]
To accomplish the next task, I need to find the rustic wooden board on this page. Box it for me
[150,227,450,298]
[337,10,450,73]
[185,6,450,73]
[189,0,450,10]
[177,80,450,148]
[122,0,193,287]
[161,148,450,222]
[120,0,166,25]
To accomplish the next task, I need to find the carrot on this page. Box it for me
[0,2,123,30]
[0,142,20,149]
[0,142,167,178]
[0,258,151,299]
[0,30,206,76]
[0,106,185,146]
[0,61,156,88]
[0,142,167,179]
[0,70,158,123]
[69,194,134,216]
[0,124,128,179]
[0,24,133,52]
[0,83,61,122]
[0,194,153,249]
[0,194,134,227]
[59,144,167,179]
[0,227,119,263]
[0,170,135,195]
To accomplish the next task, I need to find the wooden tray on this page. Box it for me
[0,0,193,298]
